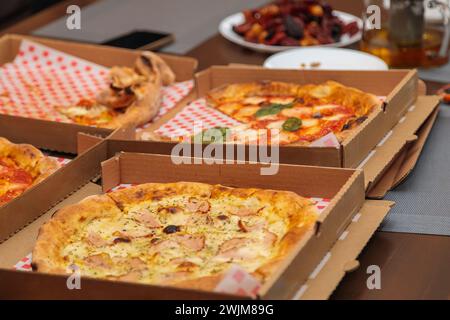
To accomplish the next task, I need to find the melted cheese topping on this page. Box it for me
[57,102,114,125]
[58,193,308,285]
[63,105,109,117]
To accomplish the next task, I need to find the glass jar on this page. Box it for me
[361,0,450,68]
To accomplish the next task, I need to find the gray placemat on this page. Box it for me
[33,0,268,54]
[382,104,450,236]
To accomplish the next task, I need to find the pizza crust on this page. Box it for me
[99,52,175,129]
[56,51,175,129]
[32,182,318,291]
[206,81,300,106]
[0,137,59,186]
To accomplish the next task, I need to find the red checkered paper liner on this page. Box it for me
[310,132,340,147]
[153,98,242,138]
[214,264,262,297]
[13,182,329,277]
[0,39,193,125]
[14,253,33,272]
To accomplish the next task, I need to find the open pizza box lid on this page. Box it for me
[362,95,440,198]
[0,34,198,154]
[0,142,392,299]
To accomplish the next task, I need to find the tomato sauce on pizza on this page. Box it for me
[0,138,59,206]
[205,81,381,145]
[0,158,34,205]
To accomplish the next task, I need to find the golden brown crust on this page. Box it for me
[107,182,213,210]
[206,81,299,106]
[101,81,163,129]
[300,81,381,116]
[56,51,175,129]
[136,51,176,86]
[32,194,122,274]
[32,182,318,290]
[0,137,58,185]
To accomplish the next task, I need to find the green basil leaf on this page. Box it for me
[192,127,230,144]
[282,117,302,132]
[254,102,294,118]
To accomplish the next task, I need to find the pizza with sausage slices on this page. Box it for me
[55,51,175,129]
[205,80,381,145]
[32,182,317,291]
[0,138,59,206]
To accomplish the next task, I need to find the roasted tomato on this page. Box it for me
[232,0,359,46]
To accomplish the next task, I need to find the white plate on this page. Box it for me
[264,47,388,70]
[219,11,363,53]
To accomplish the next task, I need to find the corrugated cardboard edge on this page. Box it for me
[259,169,365,299]
[363,96,440,196]
[341,69,418,168]
[367,105,439,198]
[297,200,394,300]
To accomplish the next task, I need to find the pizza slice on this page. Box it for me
[55,51,175,129]
[0,137,59,206]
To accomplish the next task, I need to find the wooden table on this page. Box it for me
[2,0,450,300]
[185,35,450,300]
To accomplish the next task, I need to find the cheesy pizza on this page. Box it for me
[55,51,175,129]
[32,182,318,291]
[0,138,59,206]
[205,80,381,145]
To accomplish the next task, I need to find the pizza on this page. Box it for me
[0,138,59,206]
[32,182,317,291]
[55,51,175,129]
[204,80,381,145]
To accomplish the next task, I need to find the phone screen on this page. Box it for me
[102,31,172,49]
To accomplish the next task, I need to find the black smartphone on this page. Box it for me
[101,30,174,50]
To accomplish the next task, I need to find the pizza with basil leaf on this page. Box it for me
[205,80,381,145]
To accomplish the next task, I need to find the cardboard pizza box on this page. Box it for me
[79,95,440,197]
[0,34,198,154]
[136,66,418,169]
[0,140,392,299]
[361,95,440,197]
[0,136,104,243]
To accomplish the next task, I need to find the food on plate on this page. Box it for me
[32,182,318,290]
[55,52,175,129]
[0,138,59,206]
[233,0,359,47]
[205,80,381,145]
